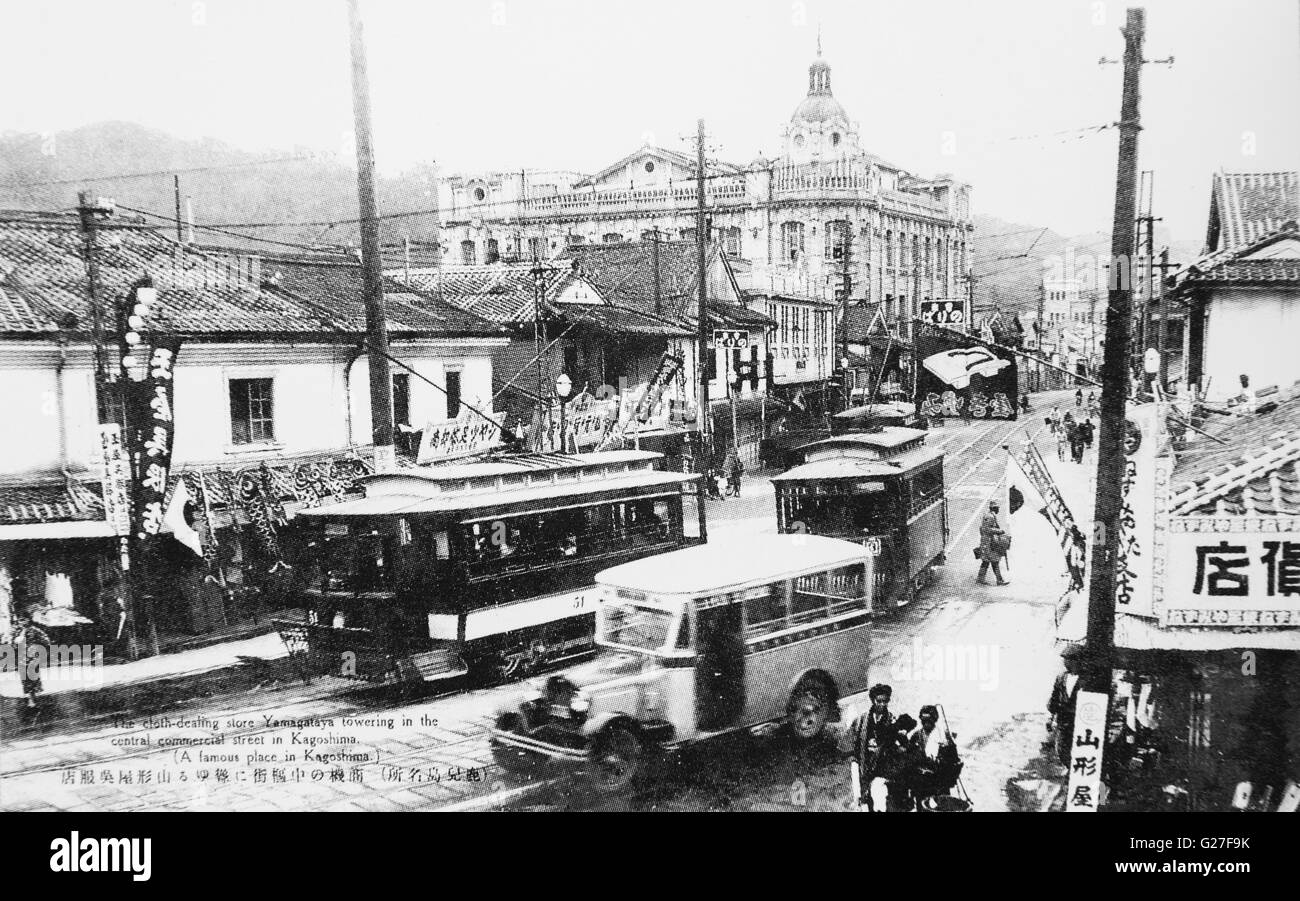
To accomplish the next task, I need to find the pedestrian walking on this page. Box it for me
[849,683,897,812]
[1069,420,1086,464]
[12,609,51,709]
[1021,392,1031,415]
[1048,645,1088,766]
[1056,419,1070,461]
[1081,416,1095,456]
[1048,405,1062,435]
[1075,388,1083,409]
[976,500,1010,585]
[723,445,744,498]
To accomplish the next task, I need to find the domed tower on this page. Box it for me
[781,43,860,165]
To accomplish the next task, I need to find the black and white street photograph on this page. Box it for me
[0,0,1298,870]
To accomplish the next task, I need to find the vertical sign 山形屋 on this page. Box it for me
[1065,690,1109,812]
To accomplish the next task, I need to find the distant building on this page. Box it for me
[434,43,973,373]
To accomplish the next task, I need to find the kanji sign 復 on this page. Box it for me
[1160,525,1300,627]
[713,329,749,349]
[1065,690,1109,813]
[919,299,967,327]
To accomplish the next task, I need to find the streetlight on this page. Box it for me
[555,372,572,453]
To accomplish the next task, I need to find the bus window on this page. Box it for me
[824,564,868,613]
[743,582,788,638]
[675,606,692,650]
[601,602,675,650]
[791,574,830,625]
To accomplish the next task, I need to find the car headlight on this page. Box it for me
[570,695,591,715]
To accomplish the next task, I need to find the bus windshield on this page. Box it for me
[600,603,675,651]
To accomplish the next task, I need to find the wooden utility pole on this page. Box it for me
[651,226,661,316]
[695,119,710,466]
[173,175,183,244]
[77,193,111,423]
[1156,247,1170,390]
[346,0,395,471]
[840,227,852,411]
[1084,6,1146,691]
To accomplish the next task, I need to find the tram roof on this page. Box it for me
[795,427,928,452]
[833,401,916,420]
[596,534,867,597]
[297,468,697,519]
[772,443,944,482]
[371,449,664,483]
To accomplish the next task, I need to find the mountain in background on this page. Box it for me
[0,121,441,255]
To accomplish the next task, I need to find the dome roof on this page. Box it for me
[791,92,848,124]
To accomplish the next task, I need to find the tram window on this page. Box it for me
[675,607,692,650]
[434,531,450,560]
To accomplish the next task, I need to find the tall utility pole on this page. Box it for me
[839,228,852,411]
[651,226,662,316]
[1084,7,1146,691]
[173,175,183,244]
[1156,247,1170,390]
[1036,283,1046,391]
[346,0,395,471]
[694,119,710,467]
[77,193,111,423]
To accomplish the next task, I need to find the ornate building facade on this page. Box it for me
[435,49,974,342]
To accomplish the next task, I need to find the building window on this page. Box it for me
[831,132,841,146]
[485,238,500,264]
[566,234,585,247]
[473,187,486,202]
[444,370,462,420]
[781,221,805,264]
[886,231,894,267]
[602,233,624,244]
[392,372,411,428]
[825,220,850,261]
[229,377,274,445]
[528,236,546,260]
[681,227,697,243]
[722,226,742,257]
[645,161,656,174]
[460,240,476,265]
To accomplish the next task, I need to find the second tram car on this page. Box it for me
[275,450,702,685]
[773,427,947,610]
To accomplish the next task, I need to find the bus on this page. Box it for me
[772,427,947,610]
[274,450,703,686]
[490,534,872,791]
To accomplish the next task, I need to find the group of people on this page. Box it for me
[706,445,745,500]
[848,684,965,811]
[1048,404,1095,464]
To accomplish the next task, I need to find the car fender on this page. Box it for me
[580,712,641,740]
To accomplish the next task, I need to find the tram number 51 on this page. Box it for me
[573,595,587,609]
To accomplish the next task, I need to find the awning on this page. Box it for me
[0,479,112,541]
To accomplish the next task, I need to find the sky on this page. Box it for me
[2,0,1298,242]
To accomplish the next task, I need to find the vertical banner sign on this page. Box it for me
[633,352,684,424]
[130,339,181,542]
[914,322,1018,420]
[98,424,132,536]
[1114,403,1161,617]
[1065,690,1109,812]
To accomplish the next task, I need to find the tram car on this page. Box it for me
[772,427,947,610]
[274,451,703,685]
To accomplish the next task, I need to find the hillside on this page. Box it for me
[0,121,441,253]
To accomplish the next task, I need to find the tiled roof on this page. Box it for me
[559,240,770,331]
[845,302,886,341]
[0,211,336,337]
[1180,258,1300,286]
[1170,392,1300,516]
[0,478,104,524]
[394,263,575,325]
[1206,171,1299,253]
[258,255,502,337]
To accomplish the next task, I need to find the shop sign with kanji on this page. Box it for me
[1161,520,1300,627]
[1065,690,1109,812]
[129,341,181,542]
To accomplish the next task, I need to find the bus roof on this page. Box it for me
[595,534,866,597]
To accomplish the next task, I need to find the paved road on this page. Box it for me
[0,394,1078,812]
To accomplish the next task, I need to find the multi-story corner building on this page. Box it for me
[435,46,974,354]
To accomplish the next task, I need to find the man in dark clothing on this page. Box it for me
[1069,420,1086,463]
[977,501,1009,585]
[848,683,896,811]
[1075,388,1083,408]
[910,705,963,808]
[1048,645,1088,766]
